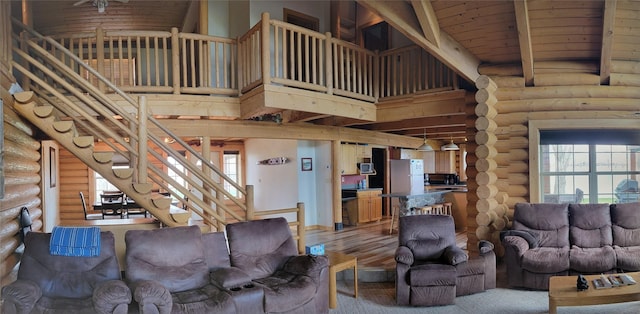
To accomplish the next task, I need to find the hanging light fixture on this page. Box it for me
[441,136,459,151]
[417,129,434,151]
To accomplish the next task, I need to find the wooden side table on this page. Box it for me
[326,250,358,309]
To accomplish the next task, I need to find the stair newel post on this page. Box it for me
[261,12,271,86]
[129,112,138,183]
[171,27,180,95]
[246,185,255,221]
[96,26,105,93]
[137,95,148,184]
[325,32,333,96]
[297,202,306,254]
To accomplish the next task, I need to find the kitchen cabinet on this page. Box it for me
[341,144,358,174]
[435,151,456,174]
[341,144,372,174]
[356,190,382,224]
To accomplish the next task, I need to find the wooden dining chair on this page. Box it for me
[100,192,125,219]
[80,192,102,220]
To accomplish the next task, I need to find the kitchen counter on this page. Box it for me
[425,184,468,192]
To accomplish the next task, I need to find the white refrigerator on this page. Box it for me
[390,159,425,196]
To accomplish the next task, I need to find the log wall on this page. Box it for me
[1,100,42,286]
[474,60,640,257]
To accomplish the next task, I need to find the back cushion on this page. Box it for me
[202,231,231,270]
[513,203,569,248]
[18,231,121,298]
[611,202,640,246]
[125,226,208,292]
[569,203,612,248]
[399,215,456,261]
[226,217,298,280]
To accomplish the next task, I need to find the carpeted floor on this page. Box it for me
[332,281,640,314]
[331,262,640,314]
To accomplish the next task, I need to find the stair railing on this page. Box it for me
[11,17,252,227]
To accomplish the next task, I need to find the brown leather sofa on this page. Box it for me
[395,215,496,306]
[1,231,131,314]
[126,219,328,314]
[501,202,640,290]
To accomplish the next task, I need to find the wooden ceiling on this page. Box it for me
[25,1,193,35]
[15,0,640,145]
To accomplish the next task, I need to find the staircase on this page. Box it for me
[10,18,252,229]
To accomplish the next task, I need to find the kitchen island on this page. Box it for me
[381,184,468,230]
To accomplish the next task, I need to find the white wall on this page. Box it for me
[245,139,299,219]
[245,138,333,228]
[208,0,230,37]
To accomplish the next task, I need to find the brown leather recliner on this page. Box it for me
[226,217,330,314]
[395,215,495,306]
[1,231,131,314]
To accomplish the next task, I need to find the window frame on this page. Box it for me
[529,119,640,203]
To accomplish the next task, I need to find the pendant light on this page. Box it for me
[441,136,459,151]
[417,129,434,151]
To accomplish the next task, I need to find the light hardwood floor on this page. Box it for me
[305,217,468,271]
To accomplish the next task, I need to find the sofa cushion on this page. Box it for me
[202,232,231,270]
[614,245,640,271]
[409,264,456,286]
[226,218,298,280]
[18,231,121,299]
[521,247,570,273]
[611,203,640,247]
[125,226,209,293]
[569,203,612,248]
[171,284,235,314]
[569,245,616,273]
[253,271,317,313]
[513,203,569,248]
[400,215,457,261]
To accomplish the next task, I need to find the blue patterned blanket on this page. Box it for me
[49,226,101,257]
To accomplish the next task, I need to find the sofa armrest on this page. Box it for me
[131,280,172,314]
[210,267,253,289]
[502,235,531,257]
[1,279,41,314]
[444,246,468,265]
[478,240,495,255]
[93,280,132,314]
[395,246,414,265]
[282,254,329,281]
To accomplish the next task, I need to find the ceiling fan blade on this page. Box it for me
[73,0,91,6]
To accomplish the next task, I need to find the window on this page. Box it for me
[223,151,241,198]
[539,129,640,204]
[94,165,128,201]
[167,154,187,199]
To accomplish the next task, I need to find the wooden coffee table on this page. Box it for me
[549,272,640,314]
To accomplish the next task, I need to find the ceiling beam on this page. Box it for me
[600,0,617,85]
[513,0,534,86]
[366,114,466,132]
[357,0,480,83]
[150,119,424,148]
[410,0,440,47]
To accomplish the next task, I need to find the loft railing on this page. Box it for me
[31,12,455,103]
